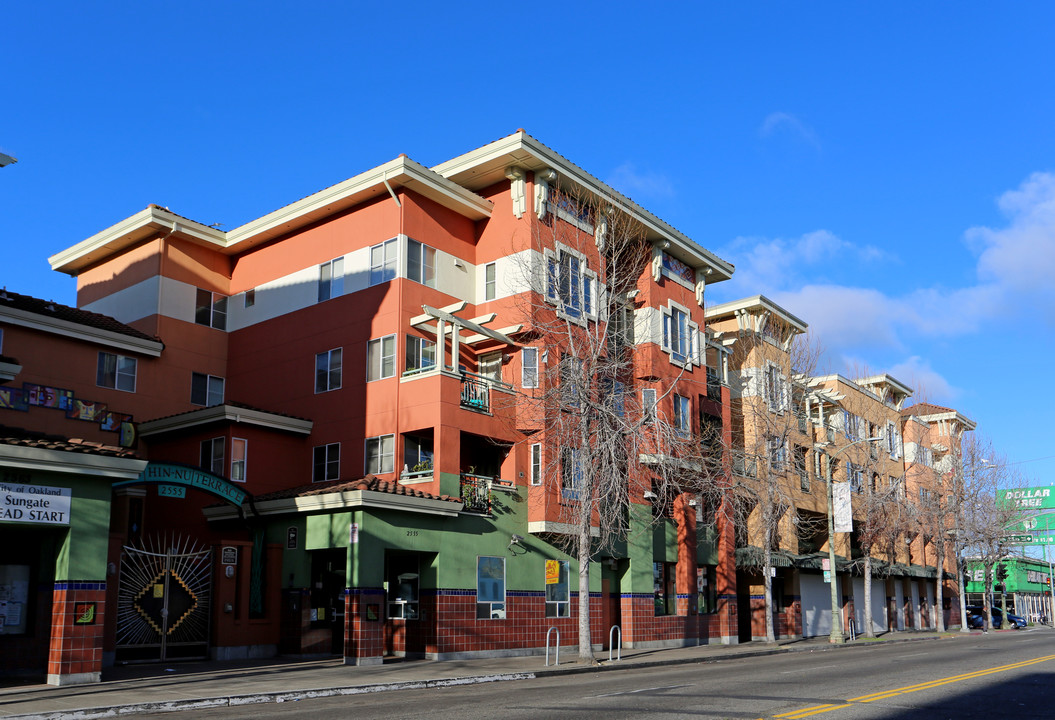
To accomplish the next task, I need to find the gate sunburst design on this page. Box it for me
[116,535,212,662]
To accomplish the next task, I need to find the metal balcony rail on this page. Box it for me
[460,373,491,413]
[460,473,493,514]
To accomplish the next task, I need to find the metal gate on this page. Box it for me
[115,536,212,662]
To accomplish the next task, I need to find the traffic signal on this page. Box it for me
[996,564,1009,582]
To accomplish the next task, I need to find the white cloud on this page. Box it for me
[885,356,957,402]
[759,112,820,149]
[606,162,674,200]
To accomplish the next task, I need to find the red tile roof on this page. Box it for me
[901,402,956,417]
[0,425,140,459]
[0,289,160,344]
[253,474,459,504]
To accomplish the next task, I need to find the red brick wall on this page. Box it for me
[48,582,106,684]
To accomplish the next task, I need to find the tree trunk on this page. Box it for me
[933,536,945,632]
[763,544,775,643]
[577,501,593,662]
[863,554,875,638]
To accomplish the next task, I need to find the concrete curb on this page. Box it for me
[4,635,945,720]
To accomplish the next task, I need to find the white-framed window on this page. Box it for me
[530,443,542,486]
[318,257,344,302]
[403,435,433,476]
[315,348,342,393]
[889,475,904,498]
[195,288,227,330]
[642,388,658,423]
[370,238,398,286]
[887,421,903,459]
[365,434,395,474]
[191,372,224,406]
[767,436,787,470]
[313,443,340,482]
[561,447,584,500]
[484,262,496,301]
[405,335,436,374]
[231,438,247,482]
[244,288,255,308]
[521,347,539,388]
[200,437,224,475]
[918,445,934,468]
[661,301,700,368]
[765,363,788,413]
[407,239,436,287]
[673,394,691,435]
[367,335,397,381]
[478,352,503,383]
[97,352,137,392]
[476,556,506,619]
[545,560,570,618]
[849,463,865,493]
[544,244,597,322]
[844,411,865,441]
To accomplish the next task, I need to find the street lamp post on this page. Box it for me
[825,436,881,644]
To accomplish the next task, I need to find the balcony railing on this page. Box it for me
[460,473,493,513]
[460,373,491,413]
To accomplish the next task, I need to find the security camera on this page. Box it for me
[509,534,525,546]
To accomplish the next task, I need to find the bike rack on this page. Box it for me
[545,626,560,667]
[847,617,857,641]
[608,625,622,662]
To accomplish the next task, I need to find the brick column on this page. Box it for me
[345,588,384,665]
[47,581,105,686]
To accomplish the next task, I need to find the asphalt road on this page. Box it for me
[135,631,1055,719]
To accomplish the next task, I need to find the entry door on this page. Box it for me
[310,549,346,654]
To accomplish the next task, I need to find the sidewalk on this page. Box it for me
[0,630,974,720]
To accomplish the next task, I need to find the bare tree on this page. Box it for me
[507,183,707,660]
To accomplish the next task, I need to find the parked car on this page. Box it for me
[966,606,1026,629]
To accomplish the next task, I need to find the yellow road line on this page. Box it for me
[771,653,1055,718]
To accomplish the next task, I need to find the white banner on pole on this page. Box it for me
[833,482,853,533]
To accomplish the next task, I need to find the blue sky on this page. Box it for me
[3,3,1054,490]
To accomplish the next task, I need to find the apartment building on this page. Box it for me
[1,132,743,681]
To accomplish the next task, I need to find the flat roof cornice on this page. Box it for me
[138,404,314,437]
[433,131,735,282]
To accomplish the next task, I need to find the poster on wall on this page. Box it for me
[833,482,853,533]
[66,399,106,422]
[24,384,74,410]
[0,387,28,411]
[0,564,30,635]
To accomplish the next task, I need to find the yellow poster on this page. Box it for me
[545,560,560,584]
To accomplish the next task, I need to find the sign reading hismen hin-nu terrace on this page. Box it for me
[1003,487,1055,510]
[125,464,248,506]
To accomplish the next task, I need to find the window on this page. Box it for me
[403,435,433,476]
[654,562,677,616]
[405,336,436,374]
[561,447,584,500]
[795,447,809,492]
[521,347,539,388]
[195,288,228,330]
[407,239,436,287]
[478,352,502,383]
[366,434,395,474]
[530,443,542,486]
[918,445,934,468]
[200,437,224,475]
[312,443,340,482]
[662,303,700,367]
[244,289,255,308]
[849,463,865,493]
[476,556,506,619]
[97,352,137,392]
[887,422,903,459]
[559,355,581,407]
[484,262,496,301]
[387,554,419,620]
[315,348,342,393]
[768,436,787,470]
[697,565,717,614]
[370,239,398,286]
[890,475,905,499]
[545,245,596,321]
[642,388,657,423]
[318,257,344,302]
[367,335,397,381]
[545,560,570,618]
[673,394,691,435]
[231,438,247,482]
[191,372,224,406]
[765,364,788,413]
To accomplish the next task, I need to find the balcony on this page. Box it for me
[706,368,722,402]
[460,473,494,514]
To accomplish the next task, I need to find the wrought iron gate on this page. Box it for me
[115,536,212,662]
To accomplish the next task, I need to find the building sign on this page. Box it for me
[221,547,238,565]
[0,482,72,525]
[832,482,853,533]
[1002,487,1055,510]
[1027,570,1050,585]
[286,527,298,550]
[116,463,248,507]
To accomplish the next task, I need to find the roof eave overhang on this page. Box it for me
[433,132,734,283]
[138,404,314,438]
[0,359,22,383]
[203,487,462,521]
[0,444,146,479]
[704,294,809,334]
[49,206,226,276]
[0,305,163,357]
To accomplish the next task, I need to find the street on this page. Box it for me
[133,630,1055,719]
